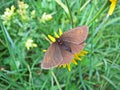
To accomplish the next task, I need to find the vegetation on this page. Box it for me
[0,0,120,90]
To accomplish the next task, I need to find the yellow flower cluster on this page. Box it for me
[17,1,29,20]
[40,12,52,23]
[1,5,15,24]
[1,1,36,23]
[25,39,37,50]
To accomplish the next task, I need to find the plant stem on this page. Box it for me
[88,1,109,26]
[51,70,62,90]
[65,0,74,28]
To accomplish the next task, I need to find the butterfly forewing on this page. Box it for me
[61,26,88,44]
[41,43,63,69]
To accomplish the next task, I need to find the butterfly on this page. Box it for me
[41,26,88,69]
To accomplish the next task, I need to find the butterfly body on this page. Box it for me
[41,26,88,69]
[56,38,72,53]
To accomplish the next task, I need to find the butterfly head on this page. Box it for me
[56,38,63,45]
[56,38,72,53]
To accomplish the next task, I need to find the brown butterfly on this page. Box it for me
[41,26,88,69]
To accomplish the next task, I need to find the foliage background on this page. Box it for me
[0,0,120,90]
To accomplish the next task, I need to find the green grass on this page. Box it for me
[0,0,120,90]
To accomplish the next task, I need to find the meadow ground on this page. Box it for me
[0,0,120,90]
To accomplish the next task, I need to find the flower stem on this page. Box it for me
[88,1,109,26]
[51,70,62,90]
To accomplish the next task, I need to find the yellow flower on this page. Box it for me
[18,1,29,10]
[108,0,117,15]
[17,1,29,20]
[61,50,88,71]
[31,10,36,18]
[40,12,52,23]
[48,28,62,43]
[59,28,63,36]
[1,5,15,24]
[48,35,56,42]
[42,50,47,52]
[25,39,37,50]
[46,29,88,71]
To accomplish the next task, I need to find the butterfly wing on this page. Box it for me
[59,46,74,64]
[64,41,85,54]
[57,42,84,65]
[61,26,88,44]
[41,43,63,69]
[41,26,88,68]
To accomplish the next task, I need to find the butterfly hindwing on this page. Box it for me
[59,46,74,64]
[63,41,85,54]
